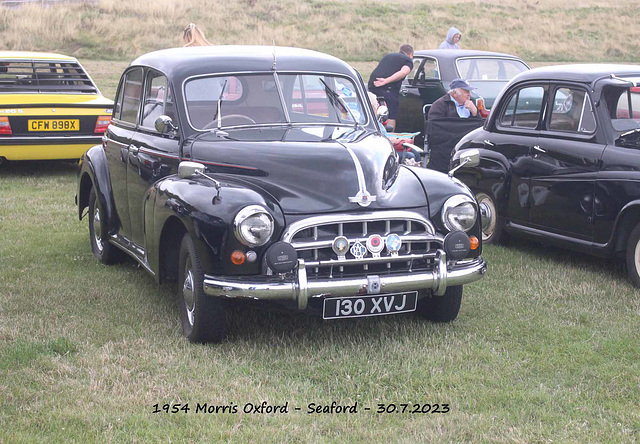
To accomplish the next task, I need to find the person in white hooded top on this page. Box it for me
[439,27,462,50]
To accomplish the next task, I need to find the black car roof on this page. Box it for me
[413,49,526,61]
[130,45,360,81]
[511,64,640,85]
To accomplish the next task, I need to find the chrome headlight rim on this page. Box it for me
[442,194,477,232]
[233,205,274,247]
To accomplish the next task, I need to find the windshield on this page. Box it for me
[184,72,368,130]
[456,57,529,81]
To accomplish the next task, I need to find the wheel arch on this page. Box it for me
[157,215,188,284]
[612,201,640,254]
[76,145,117,234]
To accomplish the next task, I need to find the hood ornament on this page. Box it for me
[348,190,376,207]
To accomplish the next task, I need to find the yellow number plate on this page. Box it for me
[28,119,80,132]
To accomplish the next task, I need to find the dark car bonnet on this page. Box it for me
[188,126,429,214]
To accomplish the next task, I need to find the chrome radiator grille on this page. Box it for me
[281,212,443,278]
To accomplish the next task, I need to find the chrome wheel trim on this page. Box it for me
[92,205,104,253]
[182,257,196,327]
[634,237,640,276]
[477,193,496,242]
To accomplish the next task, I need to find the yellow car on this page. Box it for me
[0,51,113,161]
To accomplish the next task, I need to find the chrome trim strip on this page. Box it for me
[302,251,437,268]
[203,254,486,307]
[281,211,437,242]
[108,235,155,276]
[338,140,373,205]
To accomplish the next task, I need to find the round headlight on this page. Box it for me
[233,205,274,247]
[442,195,477,232]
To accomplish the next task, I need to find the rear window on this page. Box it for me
[456,58,529,81]
[0,59,98,93]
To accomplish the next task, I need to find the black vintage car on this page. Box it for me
[451,64,640,286]
[395,49,530,145]
[76,46,487,342]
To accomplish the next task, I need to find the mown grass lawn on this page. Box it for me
[1,159,638,442]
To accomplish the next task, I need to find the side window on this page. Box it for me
[549,87,596,133]
[422,58,439,79]
[407,57,424,82]
[141,70,168,129]
[499,86,545,129]
[120,68,143,125]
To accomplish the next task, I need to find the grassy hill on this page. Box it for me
[0,0,638,63]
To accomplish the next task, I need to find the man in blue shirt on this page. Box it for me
[427,78,479,119]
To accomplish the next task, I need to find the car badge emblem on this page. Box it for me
[332,236,349,260]
[366,234,385,258]
[386,234,402,257]
[350,241,367,260]
[348,190,376,207]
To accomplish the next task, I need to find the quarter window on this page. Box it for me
[120,68,143,125]
[499,86,545,129]
[549,87,596,133]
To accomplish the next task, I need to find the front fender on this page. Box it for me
[77,144,117,233]
[149,175,286,277]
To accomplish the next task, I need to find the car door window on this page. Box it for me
[120,68,143,125]
[407,57,424,82]
[549,87,596,134]
[498,86,545,129]
[141,70,168,130]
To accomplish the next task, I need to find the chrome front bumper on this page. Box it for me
[203,250,487,310]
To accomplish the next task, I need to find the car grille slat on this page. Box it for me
[282,212,443,279]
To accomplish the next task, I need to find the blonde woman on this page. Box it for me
[183,23,211,46]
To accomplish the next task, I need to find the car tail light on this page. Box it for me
[0,116,12,135]
[94,115,111,134]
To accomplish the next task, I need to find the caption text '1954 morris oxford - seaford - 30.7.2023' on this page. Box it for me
[76,46,487,343]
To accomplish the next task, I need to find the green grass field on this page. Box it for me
[1,84,639,443]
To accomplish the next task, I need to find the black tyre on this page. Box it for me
[416,285,463,322]
[88,187,123,265]
[626,223,640,288]
[476,192,504,245]
[177,233,226,343]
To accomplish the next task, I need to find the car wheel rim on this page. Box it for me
[92,205,104,253]
[182,257,196,327]
[477,194,496,242]
[635,239,640,276]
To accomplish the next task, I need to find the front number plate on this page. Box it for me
[323,291,418,320]
[28,119,79,131]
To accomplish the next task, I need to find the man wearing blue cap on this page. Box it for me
[428,78,479,119]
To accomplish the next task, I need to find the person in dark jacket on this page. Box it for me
[368,44,414,131]
[428,78,479,120]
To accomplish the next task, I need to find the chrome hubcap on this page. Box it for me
[477,194,496,242]
[634,240,640,275]
[93,206,103,253]
[182,258,196,327]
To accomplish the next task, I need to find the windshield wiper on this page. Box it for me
[211,79,229,130]
[319,78,361,129]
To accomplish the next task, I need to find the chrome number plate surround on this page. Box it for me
[322,291,418,319]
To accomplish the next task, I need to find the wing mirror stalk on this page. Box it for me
[178,161,222,204]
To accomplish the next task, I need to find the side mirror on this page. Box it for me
[178,161,206,179]
[376,105,389,123]
[448,149,480,177]
[460,148,480,168]
[155,115,178,134]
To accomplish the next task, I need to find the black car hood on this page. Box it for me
[187,126,428,214]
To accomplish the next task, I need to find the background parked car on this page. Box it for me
[0,51,113,162]
[394,49,530,146]
[76,45,487,343]
[451,64,640,287]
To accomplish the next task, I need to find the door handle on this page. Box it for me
[483,139,495,147]
[129,145,139,155]
[533,145,546,153]
[399,89,408,96]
